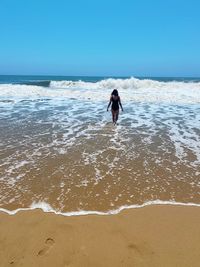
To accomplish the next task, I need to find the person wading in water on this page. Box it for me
[107,89,123,125]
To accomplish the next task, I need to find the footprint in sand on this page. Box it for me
[128,243,143,256]
[37,238,55,256]
[128,242,155,258]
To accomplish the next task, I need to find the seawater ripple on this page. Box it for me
[1,200,200,217]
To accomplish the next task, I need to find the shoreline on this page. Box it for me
[1,199,200,217]
[1,205,200,266]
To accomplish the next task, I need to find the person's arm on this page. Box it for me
[107,97,112,111]
[119,97,123,111]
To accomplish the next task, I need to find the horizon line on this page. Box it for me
[0,74,200,79]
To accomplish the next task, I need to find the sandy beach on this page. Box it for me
[1,205,200,267]
[1,77,200,267]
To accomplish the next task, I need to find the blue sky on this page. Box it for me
[0,0,200,76]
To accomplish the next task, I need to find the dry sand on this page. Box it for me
[0,205,200,267]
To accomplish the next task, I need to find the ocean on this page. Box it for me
[0,75,200,215]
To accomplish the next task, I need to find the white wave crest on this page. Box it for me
[0,77,200,104]
[50,77,200,91]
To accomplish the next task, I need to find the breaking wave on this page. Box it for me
[50,77,200,90]
[0,77,200,104]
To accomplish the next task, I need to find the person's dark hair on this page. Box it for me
[111,89,118,96]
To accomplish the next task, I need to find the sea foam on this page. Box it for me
[0,77,200,104]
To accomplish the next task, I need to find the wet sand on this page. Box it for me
[1,205,200,267]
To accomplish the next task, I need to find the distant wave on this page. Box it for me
[0,77,200,104]
[50,77,200,90]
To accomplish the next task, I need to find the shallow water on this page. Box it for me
[0,77,200,213]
